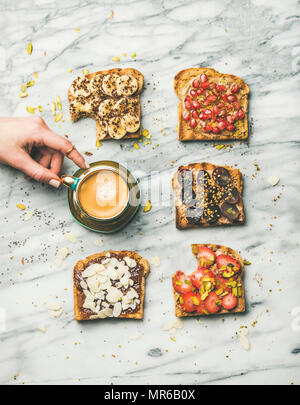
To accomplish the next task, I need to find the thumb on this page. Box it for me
[15,151,61,188]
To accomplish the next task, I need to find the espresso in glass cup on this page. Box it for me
[61,161,141,233]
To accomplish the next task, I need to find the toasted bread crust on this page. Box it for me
[172,162,245,229]
[68,68,144,140]
[173,244,245,317]
[73,250,150,321]
[174,68,249,141]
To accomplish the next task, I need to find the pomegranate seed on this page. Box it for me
[233,101,240,110]
[206,95,217,103]
[185,100,192,110]
[183,111,190,121]
[184,95,191,102]
[201,81,210,89]
[190,119,197,129]
[204,109,212,118]
[218,120,227,130]
[196,89,203,95]
[219,109,226,117]
[226,103,233,111]
[192,79,200,89]
[212,126,220,134]
[221,94,228,101]
[192,110,199,119]
[199,113,205,120]
[204,124,212,132]
[200,74,207,82]
[226,115,234,124]
[190,89,197,97]
[238,109,245,119]
[192,100,200,110]
[231,83,239,93]
[227,124,234,131]
[227,95,236,102]
[212,105,220,115]
[211,117,216,123]
[216,85,226,92]
[217,102,224,108]
[203,100,210,106]
[233,111,239,121]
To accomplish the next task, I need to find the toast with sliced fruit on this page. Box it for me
[73,250,150,321]
[68,68,143,142]
[174,68,249,141]
[172,244,245,317]
[172,162,245,229]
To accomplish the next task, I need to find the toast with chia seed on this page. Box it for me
[68,68,143,141]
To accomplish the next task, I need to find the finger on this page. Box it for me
[41,129,88,169]
[38,150,52,169]
[13,151,61,188]
[50,151,64,175]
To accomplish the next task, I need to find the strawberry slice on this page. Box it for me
[191,266,213,289]
[221,293,237,310]
[181,292,201,312]
[197,246,216,268]
[216,254,240,276]
[215,274,231,292]
[203,292,221,314]
[173,271,194,294]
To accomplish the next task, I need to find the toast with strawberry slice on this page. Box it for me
[174,68,249,141]
[172,244,245,317]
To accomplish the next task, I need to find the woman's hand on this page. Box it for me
[0,116,88,188]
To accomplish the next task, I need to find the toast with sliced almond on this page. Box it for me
[73,250,149,321]
[174,68,249,141]
[68,68,143,141]
[172,244,245,317]
[172,162,245,229]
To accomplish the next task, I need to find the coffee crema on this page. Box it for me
[78,170,129,219]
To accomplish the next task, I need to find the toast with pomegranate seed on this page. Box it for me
[172,244,245,317]
[174,68,249,141]
[73,250,150,321]
[68,68,143,141]
[172,162,245,229]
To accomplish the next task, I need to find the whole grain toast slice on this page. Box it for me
[73,250,149,321]
[174,68,249,141]
[172,244,245,317]
[68,68,144,140]
[172,162,245,229]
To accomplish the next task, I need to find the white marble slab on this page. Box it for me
[0,0,299,385]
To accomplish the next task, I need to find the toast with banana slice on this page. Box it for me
[68,68,143,141]
[174,68,249,141]
[172,244,245,317]
[73,250,150,321]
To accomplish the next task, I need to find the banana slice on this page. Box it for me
[90,74,104,93]
[116,75,138,96]
[96,121,108,140]
[108,116,127,139]
[69,76,91,98]
[102,74,119,96]
[113,97,128,114]
[98,99,115,120]
[121,113,140,133]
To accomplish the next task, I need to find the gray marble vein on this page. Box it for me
[0,0,300,385]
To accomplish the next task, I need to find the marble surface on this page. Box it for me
[0,0,300,385]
